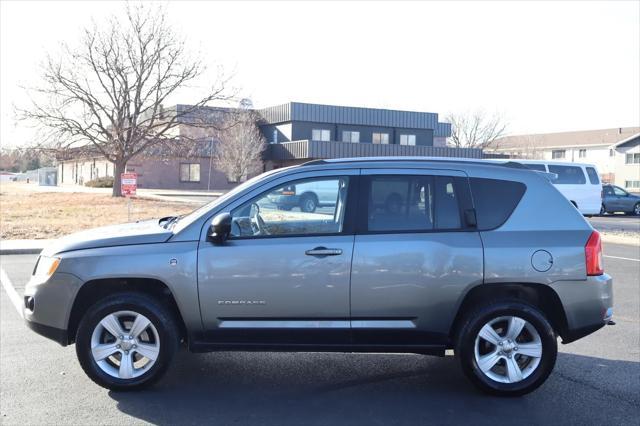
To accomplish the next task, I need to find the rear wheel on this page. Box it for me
[456,300,557,396]
[299,193,318,213]
[600,204,606,215]
[75,292,179,391]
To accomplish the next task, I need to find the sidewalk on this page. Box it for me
[0,239,53,255]
[6,182,225,204]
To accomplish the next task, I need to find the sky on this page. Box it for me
[1,0,639,148]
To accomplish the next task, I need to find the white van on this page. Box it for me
[513,160,602,215]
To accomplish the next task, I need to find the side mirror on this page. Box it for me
[208,213,232,244]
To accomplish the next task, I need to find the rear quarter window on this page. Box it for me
[547,165,587,184]
[585,167,600,184]
[469,178,526,231]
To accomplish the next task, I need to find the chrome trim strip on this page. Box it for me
[218,320,350,329]
[351,320,416,329]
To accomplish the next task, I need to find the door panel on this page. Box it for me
[196,172,358,345]
[198,236,354,343]
[351,232,483,345]
[350,169,483,345]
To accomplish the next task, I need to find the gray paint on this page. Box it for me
[269,140,483,161]
[25,157,611,364]
[259,102,447,134]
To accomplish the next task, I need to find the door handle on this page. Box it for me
[305,247,343,256]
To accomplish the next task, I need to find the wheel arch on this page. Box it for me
[67,277,188,345]
[449,282,570,345]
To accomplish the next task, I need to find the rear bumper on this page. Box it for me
[551,273,613,343]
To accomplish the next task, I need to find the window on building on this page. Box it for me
[547,165,586,184]
[180,163,201,182]
[578,149,587,158]
[625,153,640,164]
[272,129,278,143]
[400,134,416,146]
[625,180,640,189]
[312,129,331,141]
[342,131,360,143]
[551,150,566,159]
[372,132,390,144]
[585,167,600,184]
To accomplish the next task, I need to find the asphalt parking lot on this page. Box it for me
[1,243,638,426]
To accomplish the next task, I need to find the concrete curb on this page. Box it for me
[0,240,52,255]
[0,247,44,255]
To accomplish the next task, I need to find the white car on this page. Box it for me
[513,160,602,216]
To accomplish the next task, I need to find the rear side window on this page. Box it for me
[524,164,546,172]
[470,178,526,230]
[365,175,462,232]
[547,165,586,184]
[586,167,600,184]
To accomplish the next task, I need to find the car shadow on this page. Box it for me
[109,351,639,426]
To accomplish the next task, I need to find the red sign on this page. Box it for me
[120,172,137,197]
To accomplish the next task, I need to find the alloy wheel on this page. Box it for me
[90,310,160,379]
[474,316,543,384]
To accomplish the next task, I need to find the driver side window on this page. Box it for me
[230,176,350,238]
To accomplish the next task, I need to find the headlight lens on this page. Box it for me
[33,256,61,279]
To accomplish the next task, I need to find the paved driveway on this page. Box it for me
[1,245,638,425]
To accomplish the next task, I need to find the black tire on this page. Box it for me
[455,300,557,397]
[299,193,318,213]
[75,292,179,391]
[600,204,606,215]
[633,202,640,216]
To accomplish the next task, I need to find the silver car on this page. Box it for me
[24,158,613,396]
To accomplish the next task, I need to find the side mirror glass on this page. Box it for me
[208,213,232,244]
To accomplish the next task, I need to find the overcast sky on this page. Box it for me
[1,0,639,147]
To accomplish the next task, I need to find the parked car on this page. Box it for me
[267,179,338,212]
[24,157,613,396]
[511,160,602,216]
[601,184,640,215]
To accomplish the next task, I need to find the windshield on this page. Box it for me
[170,168,286,234]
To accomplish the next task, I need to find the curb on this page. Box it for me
[0,247,44,255]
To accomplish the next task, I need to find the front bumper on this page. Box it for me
[551,273,613,343]
[23,271,83,346]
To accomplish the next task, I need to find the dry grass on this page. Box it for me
[0,184,195,239]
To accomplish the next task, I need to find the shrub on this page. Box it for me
[84,177,114,188]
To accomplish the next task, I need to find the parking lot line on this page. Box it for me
[603,255,640,262]
[0,267,23,318]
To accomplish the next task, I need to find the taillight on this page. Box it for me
[585,231,604,276]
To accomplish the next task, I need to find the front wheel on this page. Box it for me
[634,203,640,216]
[75,292,179,391]
[600,204,606,215]
[456,301,557,396]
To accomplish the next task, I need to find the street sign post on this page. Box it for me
[120,172,137,221]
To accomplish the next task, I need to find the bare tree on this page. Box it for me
[18,4,232,196]
[214,111,266,184]
[446,110,508,150]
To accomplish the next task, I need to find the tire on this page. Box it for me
[455,300,557,396]
[600,204,606,216]
[75,292,179,391]
[299,193,318,213]
[633,203,640,216]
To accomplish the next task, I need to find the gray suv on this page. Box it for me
[24,158,613,396]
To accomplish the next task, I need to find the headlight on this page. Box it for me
[33,256,61,279]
